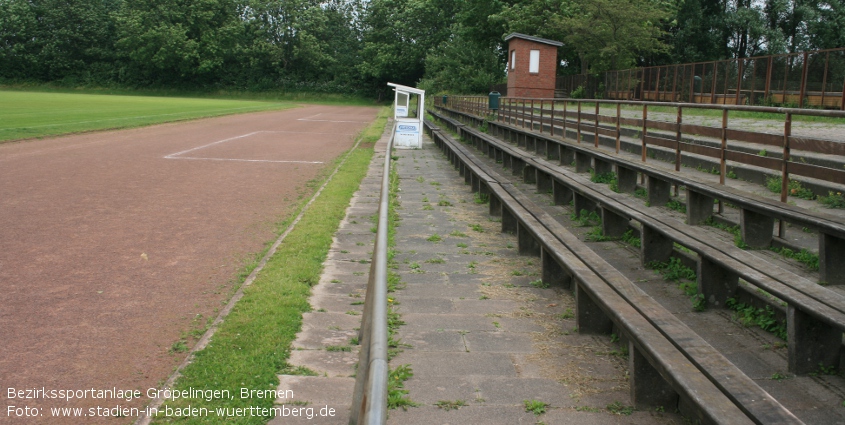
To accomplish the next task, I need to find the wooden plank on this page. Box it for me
[646,120,678,133]
[790,136,845,156]
[619,117,642,127]
[726,129,782,147]
[681,123,722,138]
[644,134,677,150]
[680,143,722,159]
[789,162,845,185]
[725,150,781,171]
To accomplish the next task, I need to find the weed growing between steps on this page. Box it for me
[384,156,417,411]
[725,298,788,340]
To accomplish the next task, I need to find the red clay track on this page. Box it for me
[0,105,378,423]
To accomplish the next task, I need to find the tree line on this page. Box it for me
[0,0,842,97]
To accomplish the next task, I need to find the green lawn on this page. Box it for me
[0,90,296,142]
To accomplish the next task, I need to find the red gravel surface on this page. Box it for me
[0,105,378,423]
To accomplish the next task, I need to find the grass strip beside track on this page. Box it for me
[0,90,297,142]
[147,107,389,425]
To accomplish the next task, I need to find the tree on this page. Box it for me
[419,25,506,94]
[358,0,460,96]
[560,0,672,73]
[114,0,245,85]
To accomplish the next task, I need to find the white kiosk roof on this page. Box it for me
[387,82,426,96]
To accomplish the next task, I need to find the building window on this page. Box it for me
[529,50,540,73]
[511,50,516,70]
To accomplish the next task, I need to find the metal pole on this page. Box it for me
[821,52,830,107]
[563,101,568,138]
[675,106,683,172]
[720,109,728,185]
[616,103,621,154]
[736,59,743,105]
[641,104,648,162]
[711,61,718,104]
[799,52,809,108]
[538,100,543,133]
[779,112,791,237]
[577,101,582,143]
[594,101,600,148]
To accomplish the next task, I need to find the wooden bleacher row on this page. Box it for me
[438,106,845,287]
[431,106,845,377]
[423,118,802,424]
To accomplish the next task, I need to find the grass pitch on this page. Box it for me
[0,90,296,142]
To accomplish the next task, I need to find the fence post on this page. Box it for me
[641,104,648,162]
[799,52,809,108]
[675,106,683,172]
[539,99,544,133]
[594,102,600,148]
[616,103,621,154]
[720,109,728,184]
[550,99,556,136]
[577,101,582,143]
[563,101,568,139]
[779,112,792,237]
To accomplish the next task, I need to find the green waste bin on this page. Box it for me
[488,91,501,110]
[442,94,448,105]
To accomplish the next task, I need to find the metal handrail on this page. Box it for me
[349,122,395,425]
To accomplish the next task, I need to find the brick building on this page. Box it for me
[504,33,563,98]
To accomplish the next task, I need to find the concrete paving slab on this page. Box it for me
[397,330,468,352]
[463,331,536,353]
[400,313,500,332]
[390,351,517,377]
[385,405,537,425]
[288,348,359,378]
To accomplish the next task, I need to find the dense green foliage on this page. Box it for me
[1,0,842,96]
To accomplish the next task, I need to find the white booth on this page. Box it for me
[387,82,425,149]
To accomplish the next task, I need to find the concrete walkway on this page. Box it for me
[271,128,683,424]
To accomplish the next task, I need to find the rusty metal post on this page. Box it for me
[595,101,600,148]
[720,109,728,185]
[641,104,648,162]
[655,67,661,101]
[563,101,568,139]
[723,61,731,103]
[779,112,792,237]
[750,59,757,105]
[672,65,679,102]
[519,97,525,128]
[675,106,683,172]
[765,56,773,101]
[799,52,809,108]
[530,99,535,131]
[616,103,621,154]
[539,99,544,134]
[736,59,743,105]
[821,52,830,107]
[841,72,845,111]
[577,101,582,143]
[711,62,718,104]
[690,64,696,103]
